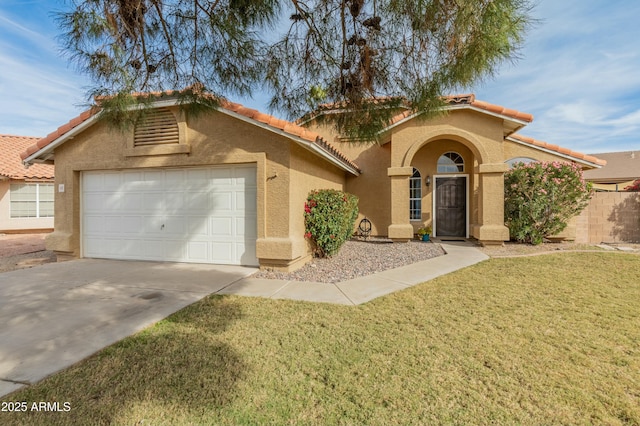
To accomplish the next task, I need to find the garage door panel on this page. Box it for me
[186,241,209,262]
[143,192,164,209]
[83,166,258,266]
[234,166,257,185]
[83,193,105,212]
[186,193,210,211]
[83,173,104,190]
[237,216,257,238]
[237,189,257,211]
[187,216,210,236]
[121,193,144,211]
[143,215,165,235]
[210,167,233,183]
[238,242,256,265]
[210,217,233,236]
[165,192,187,213]
[163,216,187,235]
[118,216,144,234]
[184,169,211,190]
[211,242,234,263]
[211,191,233,211]
[103,216,144,235]
[84,215,104,234]
[103,173,123,191]
[163,240,186,261]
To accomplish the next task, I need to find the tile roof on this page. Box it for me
[20,108,99,161]
[0,135,54,180]
[507,134,607,167]
[20,96,361,174]
[303,94,535,126]
[218,100,361,173]
[448,94,534,123]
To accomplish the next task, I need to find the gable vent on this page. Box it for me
[134,108,179,146]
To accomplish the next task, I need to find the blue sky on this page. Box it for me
[1,0,639,154]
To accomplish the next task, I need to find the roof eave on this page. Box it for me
[22,111,103,166]
[447,104,530,136]
[378,104,531,138]
[219,108,361,176]
[22,99,360,176]
[506,136,605,169]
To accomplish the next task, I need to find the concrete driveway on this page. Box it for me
[0,259,255,397]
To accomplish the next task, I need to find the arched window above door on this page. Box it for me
[437,152,464,173]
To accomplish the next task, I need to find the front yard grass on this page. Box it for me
[2,252,639,425]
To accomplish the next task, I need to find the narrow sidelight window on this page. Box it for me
[409,168,422,220]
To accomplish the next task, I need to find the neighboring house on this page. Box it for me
[574,150,640,244]
[21,93,605,270]
[0,135,54,233]
[582,151,639,191]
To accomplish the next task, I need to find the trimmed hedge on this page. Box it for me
[304,189,359,257]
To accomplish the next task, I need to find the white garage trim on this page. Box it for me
[81,165,258,266]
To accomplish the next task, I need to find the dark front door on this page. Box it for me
[435,177,466,237]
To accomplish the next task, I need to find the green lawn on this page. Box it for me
[2,252,639,425]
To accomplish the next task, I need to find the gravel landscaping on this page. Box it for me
[0,250,57,273]
[252,239,446,283]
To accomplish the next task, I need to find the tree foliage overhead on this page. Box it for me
[58,0,534,138]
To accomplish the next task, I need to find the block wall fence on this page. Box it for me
[575,192,640,244]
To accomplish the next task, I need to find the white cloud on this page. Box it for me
[475,0,640,153]
[1,0,639,155]
[0,6,88,137]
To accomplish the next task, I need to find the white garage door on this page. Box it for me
[82,165,258,266]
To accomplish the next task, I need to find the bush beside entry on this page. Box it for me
[304,189,359,257]
[504,161,593,245]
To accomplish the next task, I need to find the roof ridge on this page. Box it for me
[20,96,361,174]
[300,93,534,126]
[0,134,41,139]
[509,133,606,166]
[0,135,54,180]
[219,100,361,173]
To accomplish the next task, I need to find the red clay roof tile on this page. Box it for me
[508,134,606,166]
[306,94,535,127]
[0,135,54,180]
[21,97,362,174]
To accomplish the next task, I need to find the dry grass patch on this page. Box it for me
[2,252,639,425]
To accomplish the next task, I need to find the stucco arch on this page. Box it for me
[401,127,490,168]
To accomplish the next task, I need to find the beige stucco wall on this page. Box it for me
[305,109,605,246]
[385,110,509,243]
[503,141,582,165]
[0,180,54,232]
[289,145,345,261]
[47,107,347,270]
[301,121,393,236]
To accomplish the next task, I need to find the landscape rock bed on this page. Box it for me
[253,240,446,283]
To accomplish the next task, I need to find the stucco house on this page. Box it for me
[21,93,604,270]
[0,135,54,233]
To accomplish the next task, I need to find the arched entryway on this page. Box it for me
[433,152,468,238]
[387,126,510,245]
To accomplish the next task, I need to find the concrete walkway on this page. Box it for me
[219,241,489,305]
[0,241,486,398]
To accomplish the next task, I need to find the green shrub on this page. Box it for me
[304,189,359,257]
[505,161,593,245]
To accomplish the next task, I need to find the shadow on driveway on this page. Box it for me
[0,259,255,398]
